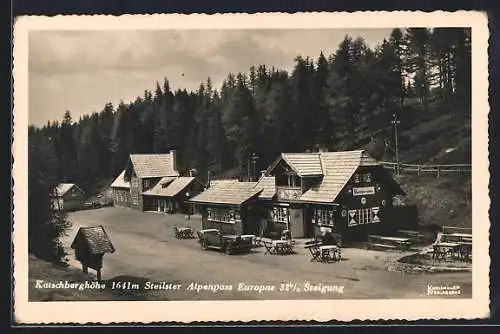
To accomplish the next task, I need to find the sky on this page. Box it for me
[28,28,393,126]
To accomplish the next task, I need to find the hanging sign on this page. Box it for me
[352,186,375,196]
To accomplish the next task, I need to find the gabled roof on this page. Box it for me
[143,177,198,197]
[282,153,324,176]
[266,153,324,177]
[254,176,276,200]
[125,153,179,179]
[55,183,85,197]
[110,170,130,189]
[189,180,262,206]
[70,225,115,254]
[299,150,382,203]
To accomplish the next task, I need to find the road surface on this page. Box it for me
[60,207,472,300]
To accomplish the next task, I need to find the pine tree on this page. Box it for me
[28,129,72,262]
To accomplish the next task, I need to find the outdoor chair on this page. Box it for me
[173,226,182,239]
[283,239,296,254]
[262,239,275,255]
[304,240,322,262]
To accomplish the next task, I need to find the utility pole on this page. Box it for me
[251,153,259,181]
[391,112,401,176]
[247,156,251,182]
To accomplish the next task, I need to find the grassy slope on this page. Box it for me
[337,98,472,228]
[29,254,116,301]
[29,254,169,301]
[397,174,472,228]
[395,101,471,228]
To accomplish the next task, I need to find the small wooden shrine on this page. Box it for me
[70,225,115,280]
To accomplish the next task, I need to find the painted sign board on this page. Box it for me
[352,186,376,196]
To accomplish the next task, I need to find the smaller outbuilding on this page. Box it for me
[188,180,265,235]
[70,225,115,281]
[53,183,86,212]
[142,176,205,214]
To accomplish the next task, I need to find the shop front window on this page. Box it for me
[314,208,335,227]
[269,207,288,224]
[207,208,236,224]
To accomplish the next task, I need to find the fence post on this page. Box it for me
[437,166,441,178]
[417,165,421,176]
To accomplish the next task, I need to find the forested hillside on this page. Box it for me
[29,28,471,193]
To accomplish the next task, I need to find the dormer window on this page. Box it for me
[354,172,372,184]
[287,174,299,187]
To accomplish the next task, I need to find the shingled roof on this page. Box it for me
[265,149,400,204]
[282,153,324,176]
[299,150,384,203]
[70,226,115,254]
[254,176,276,200]
[55,183,85,197]
[124,152,179,179]
[189,180,262,206]
[110,170,130,189]
[143,177,197,197]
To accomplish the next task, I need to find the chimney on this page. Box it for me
[260,170,266,177]
[318,146,329,153]
[169,150,177,172]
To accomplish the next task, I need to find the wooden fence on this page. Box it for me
[380,161,471,177]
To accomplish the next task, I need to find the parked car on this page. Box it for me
[197,229,254,255]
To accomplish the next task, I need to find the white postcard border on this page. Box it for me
[12,11,490,323]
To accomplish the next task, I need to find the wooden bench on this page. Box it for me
[367,235,411,251]
[369,243,397,250]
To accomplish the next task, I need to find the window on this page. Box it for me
[353,172,372,184]
[269,207,288,223]
[207,208,236,224]
[314,208,334,227]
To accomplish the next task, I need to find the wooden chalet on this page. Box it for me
[110,150,179,211]
[53,183,86,211]
[188,180,272,235]
[110,150,205,214]
[264,150,406,239]
[70,225,115,280]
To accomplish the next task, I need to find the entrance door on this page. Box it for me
[304,207,314,238]
[289,207,305,238]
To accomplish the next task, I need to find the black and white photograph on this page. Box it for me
[12,12,490,323]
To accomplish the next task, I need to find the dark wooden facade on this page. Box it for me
[265,150,405,239]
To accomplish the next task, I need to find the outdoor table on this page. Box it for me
[272,240,289,255]
[319,245,341,262]
[432,242,460,260]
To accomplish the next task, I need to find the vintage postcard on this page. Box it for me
[12,11,490,323]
